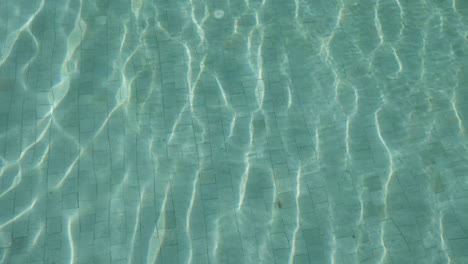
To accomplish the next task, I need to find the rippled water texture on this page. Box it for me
[1,0,468,263]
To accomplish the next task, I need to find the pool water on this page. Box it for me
[0,0,468,263]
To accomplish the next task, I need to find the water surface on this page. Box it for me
[0,0,468,263]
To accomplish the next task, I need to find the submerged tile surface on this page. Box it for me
[0,0,468,263]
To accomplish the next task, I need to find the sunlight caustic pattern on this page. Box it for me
[0,0,467,263]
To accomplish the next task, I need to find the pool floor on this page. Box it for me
[0,0,468,263]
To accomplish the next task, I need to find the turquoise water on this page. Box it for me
[1,0,468,263]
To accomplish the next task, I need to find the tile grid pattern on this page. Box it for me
[0,0,468,263]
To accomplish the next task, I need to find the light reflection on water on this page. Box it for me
[0,0,467,263]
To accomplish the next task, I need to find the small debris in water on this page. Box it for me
[214,9,224,19]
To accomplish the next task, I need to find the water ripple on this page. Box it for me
[0,0,467,263]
